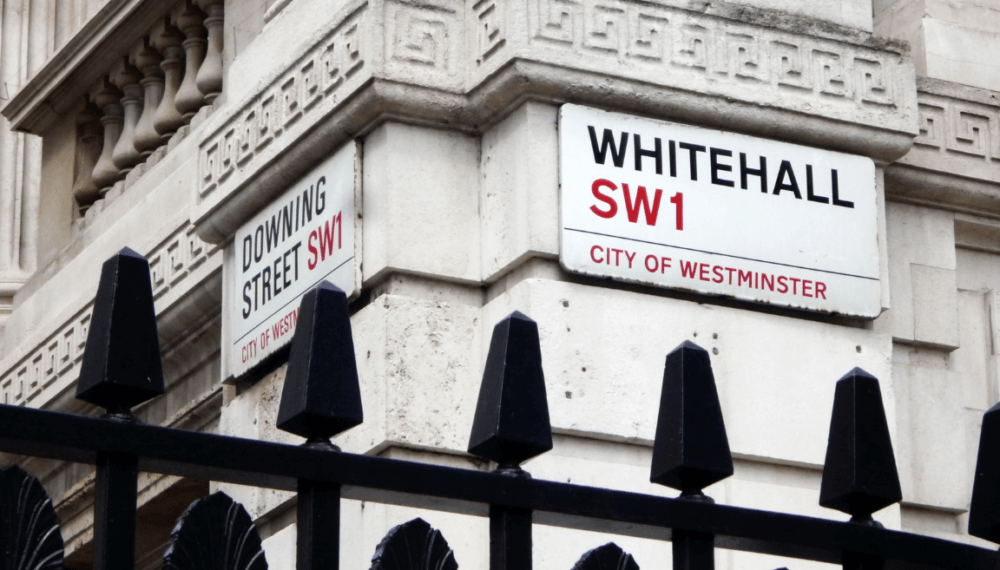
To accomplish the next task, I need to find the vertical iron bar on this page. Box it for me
[93,451,138,570]
[297,479,341,570]
[672,529,715,570]
[490,505,532,570]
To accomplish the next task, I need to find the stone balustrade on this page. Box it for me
[72,0,224,218]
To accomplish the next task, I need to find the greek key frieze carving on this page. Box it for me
[526,0,901,108]
[913,96,1000,162]
[199,6,367,199]
[474,0,505,64]
[628,12,669,62]
[0,225,214,408]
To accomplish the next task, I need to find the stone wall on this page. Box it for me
[2,0,1000,568]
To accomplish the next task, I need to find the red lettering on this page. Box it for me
[645,255,658,273]
[670,192,684,231]
[789,277,801,295]
[699,264,710,281]
[307,232,318,270]
[625,250,636,268]
[802,280,813,297]
[777,276,788,294]
[319,216,338,261]
[738,270,752,287]
[591,245,604,264]
[680,260,698,278]
[712,265,724,283]
[761,274,773,291]
[622,184,663,225]
[661,257,671,273]
[590,179,618,218]
[725,267,736,285]
[816,282,827,299]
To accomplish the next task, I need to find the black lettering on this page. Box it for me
[290,242,301,281]
[588,126,629,168]
[773,160,802,199]
[251,273,261,311]
[254,226,264,263]
[302,188,313,223]
[282,204,293,238]
[678,142,706,181]
[668,140,677,177]
[316,176,327,214]
[266,215,280,252]
[242,235,252,272]
[831,170,853,208]
[806,165,829,204]
[633,134,662,174]
[283,249,293,290]
[740,153,767,192]
[710,148,734,187]
[262,266,272,304]
[242,282,252,319]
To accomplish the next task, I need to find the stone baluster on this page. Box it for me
[72,103,104,213]
[153,22,186,142]
[91,80,125,195]
[196,0,223,104]
[111,62,144,175]
[133,39,165,158]
[176,3,207,122]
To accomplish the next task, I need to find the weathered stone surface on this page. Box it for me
[192,0,917,244]
[878,202,959,350]
[886,79,1000,217]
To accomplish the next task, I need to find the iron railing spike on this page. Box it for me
[819,367,902,523]
[650,339,734,497]
[468,310,553,473]
[276,281,363,446]
[76,247,164,417]
[969,402,1000,543]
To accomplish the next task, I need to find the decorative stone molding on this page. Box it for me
[0,223,219,409]
[72,105,104,213]
[886,78,1000,217]
[112,63,144,176]
[192,0,917,244]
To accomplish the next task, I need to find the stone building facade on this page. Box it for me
[1,0,999,568]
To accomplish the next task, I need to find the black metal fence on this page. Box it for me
[2,247,1000,570]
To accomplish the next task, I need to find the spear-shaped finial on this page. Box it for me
[276,282,363,449]
[468,311,552,476]
[650,341,733,500]
[819,368,901,524]
[76,247,164,420]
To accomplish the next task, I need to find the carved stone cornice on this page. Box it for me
[192,0,918,244]
[0,0,178,135]
[886,77,1000,217]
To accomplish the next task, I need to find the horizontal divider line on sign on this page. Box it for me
[564,227,879,281]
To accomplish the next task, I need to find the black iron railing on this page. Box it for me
[1,247,999,570]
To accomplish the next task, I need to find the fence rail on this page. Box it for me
[1,247,999,570]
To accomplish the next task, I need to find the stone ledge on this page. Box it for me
[886,164,1000,218]
[193,0,918,245]
[887,79,1000,216]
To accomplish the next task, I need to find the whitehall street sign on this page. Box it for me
[225,141,361,379]
[559,104,880,318]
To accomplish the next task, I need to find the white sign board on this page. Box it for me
[225,141,361,379]
[559,105,880,317]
